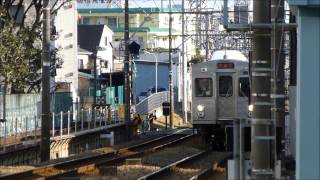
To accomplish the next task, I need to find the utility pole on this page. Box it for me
[251,0,272,179]
[181,0,187,124]
[271,0,285,165]
[205,13,209,61]
[124,0,131,139]
[93,54,97,106]
[169,0,174,128]
[289,13,297,87]
[40,0,51,162]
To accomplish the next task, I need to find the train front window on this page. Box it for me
[195,78,213,97]
[219,76,233,97]
[239,77,250,97]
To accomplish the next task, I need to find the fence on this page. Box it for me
[0,106,124,148]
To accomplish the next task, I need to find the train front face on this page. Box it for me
[191,59,250,126]
[191,61,217,128]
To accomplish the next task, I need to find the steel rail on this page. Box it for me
[137,150,209,180]
[47,132,195,179]
[137,151,232,180]
[0,129,193,180]
[190,155,232,180]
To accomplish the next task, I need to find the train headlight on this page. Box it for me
[197,104,205,112]
[248,104,254,112]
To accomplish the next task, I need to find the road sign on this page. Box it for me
[162,102,170,116]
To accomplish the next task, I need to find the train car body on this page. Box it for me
[191,50,250,149]
[192,50,250,125]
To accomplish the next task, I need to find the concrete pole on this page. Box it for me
[34,116,37,143]
[2,81,6,141]
[156,54,158,94]
[169,0,174,128]
[205,13,209,61]
[251,0,272,179]
[182,0,188,124]
[271,0,285,166]
[15,118,17,144]
[25,117,28,142]
[52,112,55,137]
[289,14,297,87]
[60,111,63,138]
[40,0,51,162]
[124,0,132,140]
[67,111,70,136]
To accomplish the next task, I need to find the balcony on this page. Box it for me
[77,0,122,9]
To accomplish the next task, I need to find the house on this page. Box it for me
[78,25,114,74]
[76,4,197,60]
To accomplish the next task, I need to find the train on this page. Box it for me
[191,50,250,150]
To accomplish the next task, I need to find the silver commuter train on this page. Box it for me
[191,50,250,148]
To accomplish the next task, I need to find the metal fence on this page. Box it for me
[0,106,124,148]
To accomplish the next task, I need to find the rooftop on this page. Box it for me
[77,7,182,13]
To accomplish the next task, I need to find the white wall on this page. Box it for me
[54,1,78,101]
[96,26,114,73]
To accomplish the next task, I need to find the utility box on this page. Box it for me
[162,102,170,116]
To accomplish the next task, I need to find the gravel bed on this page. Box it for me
[141,146,202,167]
[153,152,230,180]
[80,165,160,180]
[80,146,202,179]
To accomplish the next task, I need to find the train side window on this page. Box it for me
[219,76,233,97]
[195,78,213,97]
[239,77,250,97]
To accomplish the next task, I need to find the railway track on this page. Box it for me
[137,151,231,180]
[0,129,194,180]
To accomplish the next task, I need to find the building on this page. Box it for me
[54,0,79,105]
[288,1,320,179]
[77,4,196,59]
[78,24,114,73]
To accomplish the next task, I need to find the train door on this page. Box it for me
[237,76,250,118]
[217,73,235,119]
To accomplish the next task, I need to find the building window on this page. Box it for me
[195,78,213,97]
[82,17,90,24]
[219,76,233,97]
[107,17,117,28]
[79,59,84,69]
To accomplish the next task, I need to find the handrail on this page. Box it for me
[135,91,169,115]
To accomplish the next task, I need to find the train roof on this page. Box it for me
[210,50,248,62]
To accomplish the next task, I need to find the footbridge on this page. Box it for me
[135,91,169,116]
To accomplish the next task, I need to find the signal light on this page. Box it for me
[217,63,234,69]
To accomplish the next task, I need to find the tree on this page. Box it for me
[0,0,67,93]
[0,21,35,91]
[188,48,204,66]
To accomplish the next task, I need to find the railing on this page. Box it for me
[0,107,124,151]
[135,91,169,115]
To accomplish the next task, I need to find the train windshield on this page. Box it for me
[195,78,213,97]
[239,77,250,97]
[219,76,233,97]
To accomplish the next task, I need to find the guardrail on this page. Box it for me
[135,91,169,115]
